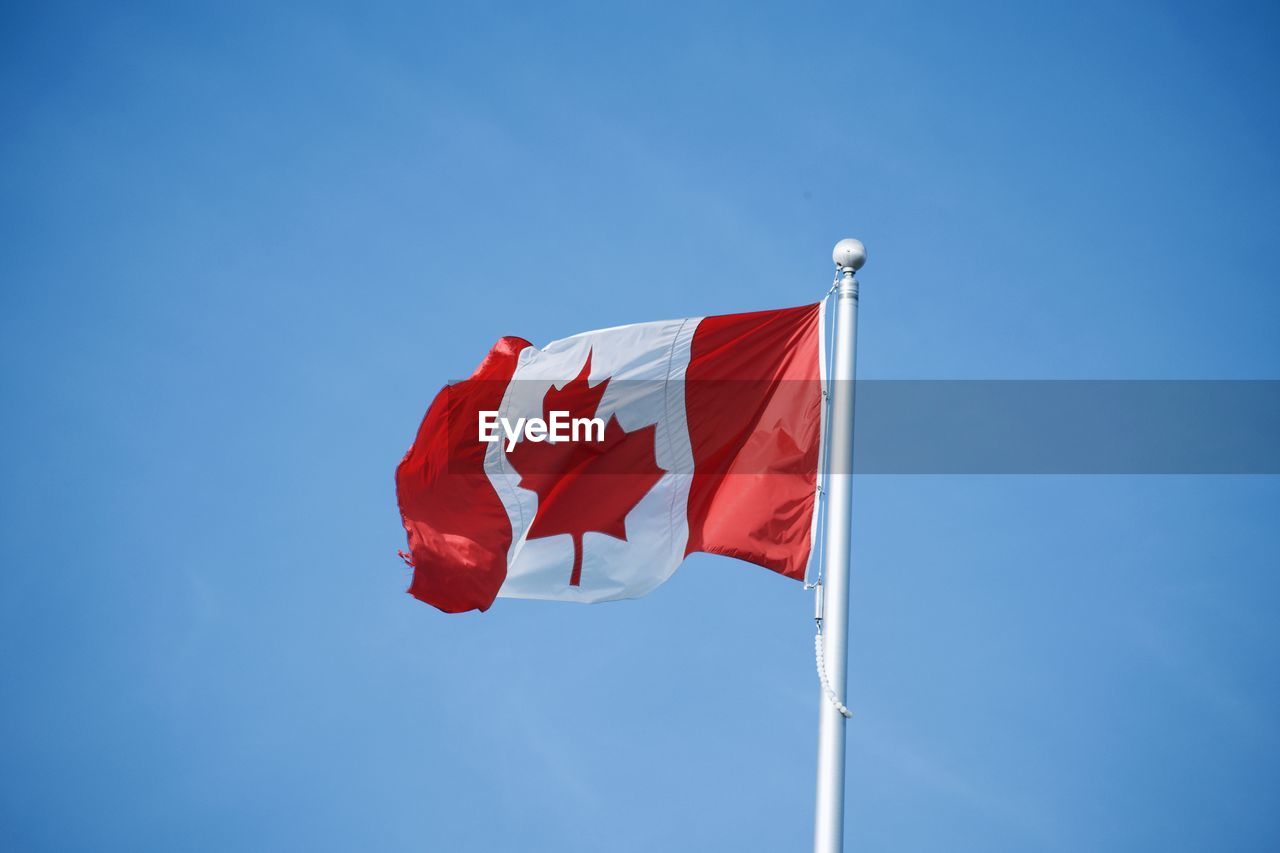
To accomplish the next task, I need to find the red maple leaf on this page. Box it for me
[505,351,665,586]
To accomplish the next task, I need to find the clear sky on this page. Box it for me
[3,1,1279,851]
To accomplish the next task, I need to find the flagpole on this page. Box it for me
[813,238,865,853]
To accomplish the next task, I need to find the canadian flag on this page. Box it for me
[395,303,827,613]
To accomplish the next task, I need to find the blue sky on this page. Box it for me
[2,1,1278,851]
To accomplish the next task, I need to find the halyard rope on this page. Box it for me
[805,278,839,590]
[815,620,853,719]
[811,278,852,719]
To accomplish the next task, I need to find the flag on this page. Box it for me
[395,303,826,612]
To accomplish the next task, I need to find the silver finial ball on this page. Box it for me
[832,238,866,272]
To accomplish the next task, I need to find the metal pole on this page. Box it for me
[813,238,865,853]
